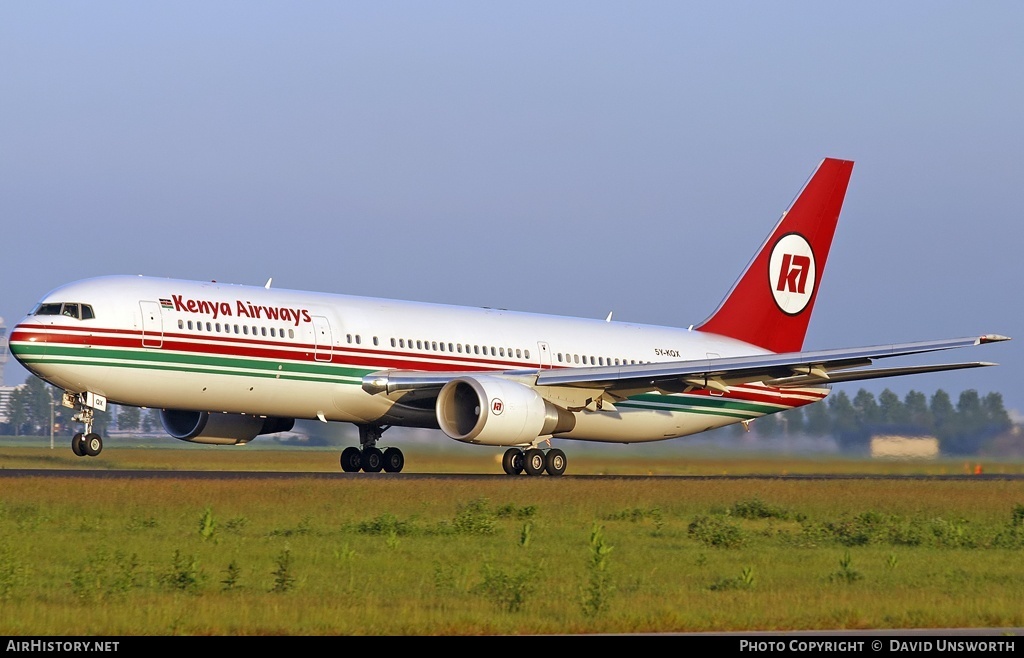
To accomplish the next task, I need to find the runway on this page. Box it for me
[1,469,1022,481]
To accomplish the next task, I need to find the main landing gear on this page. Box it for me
[66,392,104,458]
[502,447,566,476]
[340,424,405,473]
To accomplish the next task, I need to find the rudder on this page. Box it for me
[694,158,854,353]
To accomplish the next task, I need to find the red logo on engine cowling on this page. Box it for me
[491,398,504,415]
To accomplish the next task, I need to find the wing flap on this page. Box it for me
[765,362,999,388]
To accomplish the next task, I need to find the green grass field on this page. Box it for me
[1,443,1022,635]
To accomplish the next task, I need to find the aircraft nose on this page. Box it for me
[7,316,43,367]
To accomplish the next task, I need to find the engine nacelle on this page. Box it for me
[161,410,295,445]
[435,375,575,446]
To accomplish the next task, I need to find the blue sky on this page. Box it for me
[2,3,1021,416]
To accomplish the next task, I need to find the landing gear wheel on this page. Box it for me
[502,448,524,475]
[71,433,86,457]
[83,433,103,457]
[362,447,384,473]
[523,448,546,476]
[544,448,567,476]
[340,447,362,473]
[382,447,405,473]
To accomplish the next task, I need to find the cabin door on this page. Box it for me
[313,315,333,362]
[537,341,552,369]
[140,301,163,348]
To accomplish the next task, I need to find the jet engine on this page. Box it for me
[161,410,295,445]
[435,375,575,446]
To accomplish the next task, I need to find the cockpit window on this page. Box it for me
[35,303,63,316]
[33,302,95,320]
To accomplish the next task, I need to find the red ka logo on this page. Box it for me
[776,254,811,294]
[491,398,504,415]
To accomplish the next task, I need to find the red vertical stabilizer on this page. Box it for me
[694,158,854,353]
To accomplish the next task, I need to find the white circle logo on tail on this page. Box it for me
[768,233,816,315]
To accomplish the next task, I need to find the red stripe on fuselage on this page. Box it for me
[11,324,535,372]
[685,385,827,407]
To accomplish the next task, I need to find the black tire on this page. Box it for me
[544,448,567,476]
[71,433,86,457]
[382,447,404,473]
[523,448,546,476]
[340,447,361,472]
[83,433,103,457]
[362,447,384,473]
[502,448,524,475]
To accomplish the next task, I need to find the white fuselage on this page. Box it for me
[10,275,827,444]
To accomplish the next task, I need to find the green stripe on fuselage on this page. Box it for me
[13,343,370,384]
[617,392,788,418]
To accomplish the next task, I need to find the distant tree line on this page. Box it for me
[112,405,163,434]
[1,376,111,437]
[0,375,1017,456]
[0,375,161,438]
[745,387,1013,455]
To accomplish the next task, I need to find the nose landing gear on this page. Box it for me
[64,391,106,458]
[71,431,103,457]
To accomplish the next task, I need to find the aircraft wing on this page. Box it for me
[535,334,1008,395]
[363,334,1009,400]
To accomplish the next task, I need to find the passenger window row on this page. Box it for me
[388,337,531,361]
[164,315,644,367]
[557,353,644,366]
[177,319,295,339]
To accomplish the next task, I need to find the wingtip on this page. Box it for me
[979,334,1011,344]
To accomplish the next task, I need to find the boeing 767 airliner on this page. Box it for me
[8,158,1009,474]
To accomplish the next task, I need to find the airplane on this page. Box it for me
[7,158,1009,475]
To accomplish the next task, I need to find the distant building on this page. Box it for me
[0,385,16,425]
[870,435,940,460]
[0,316,8,367]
